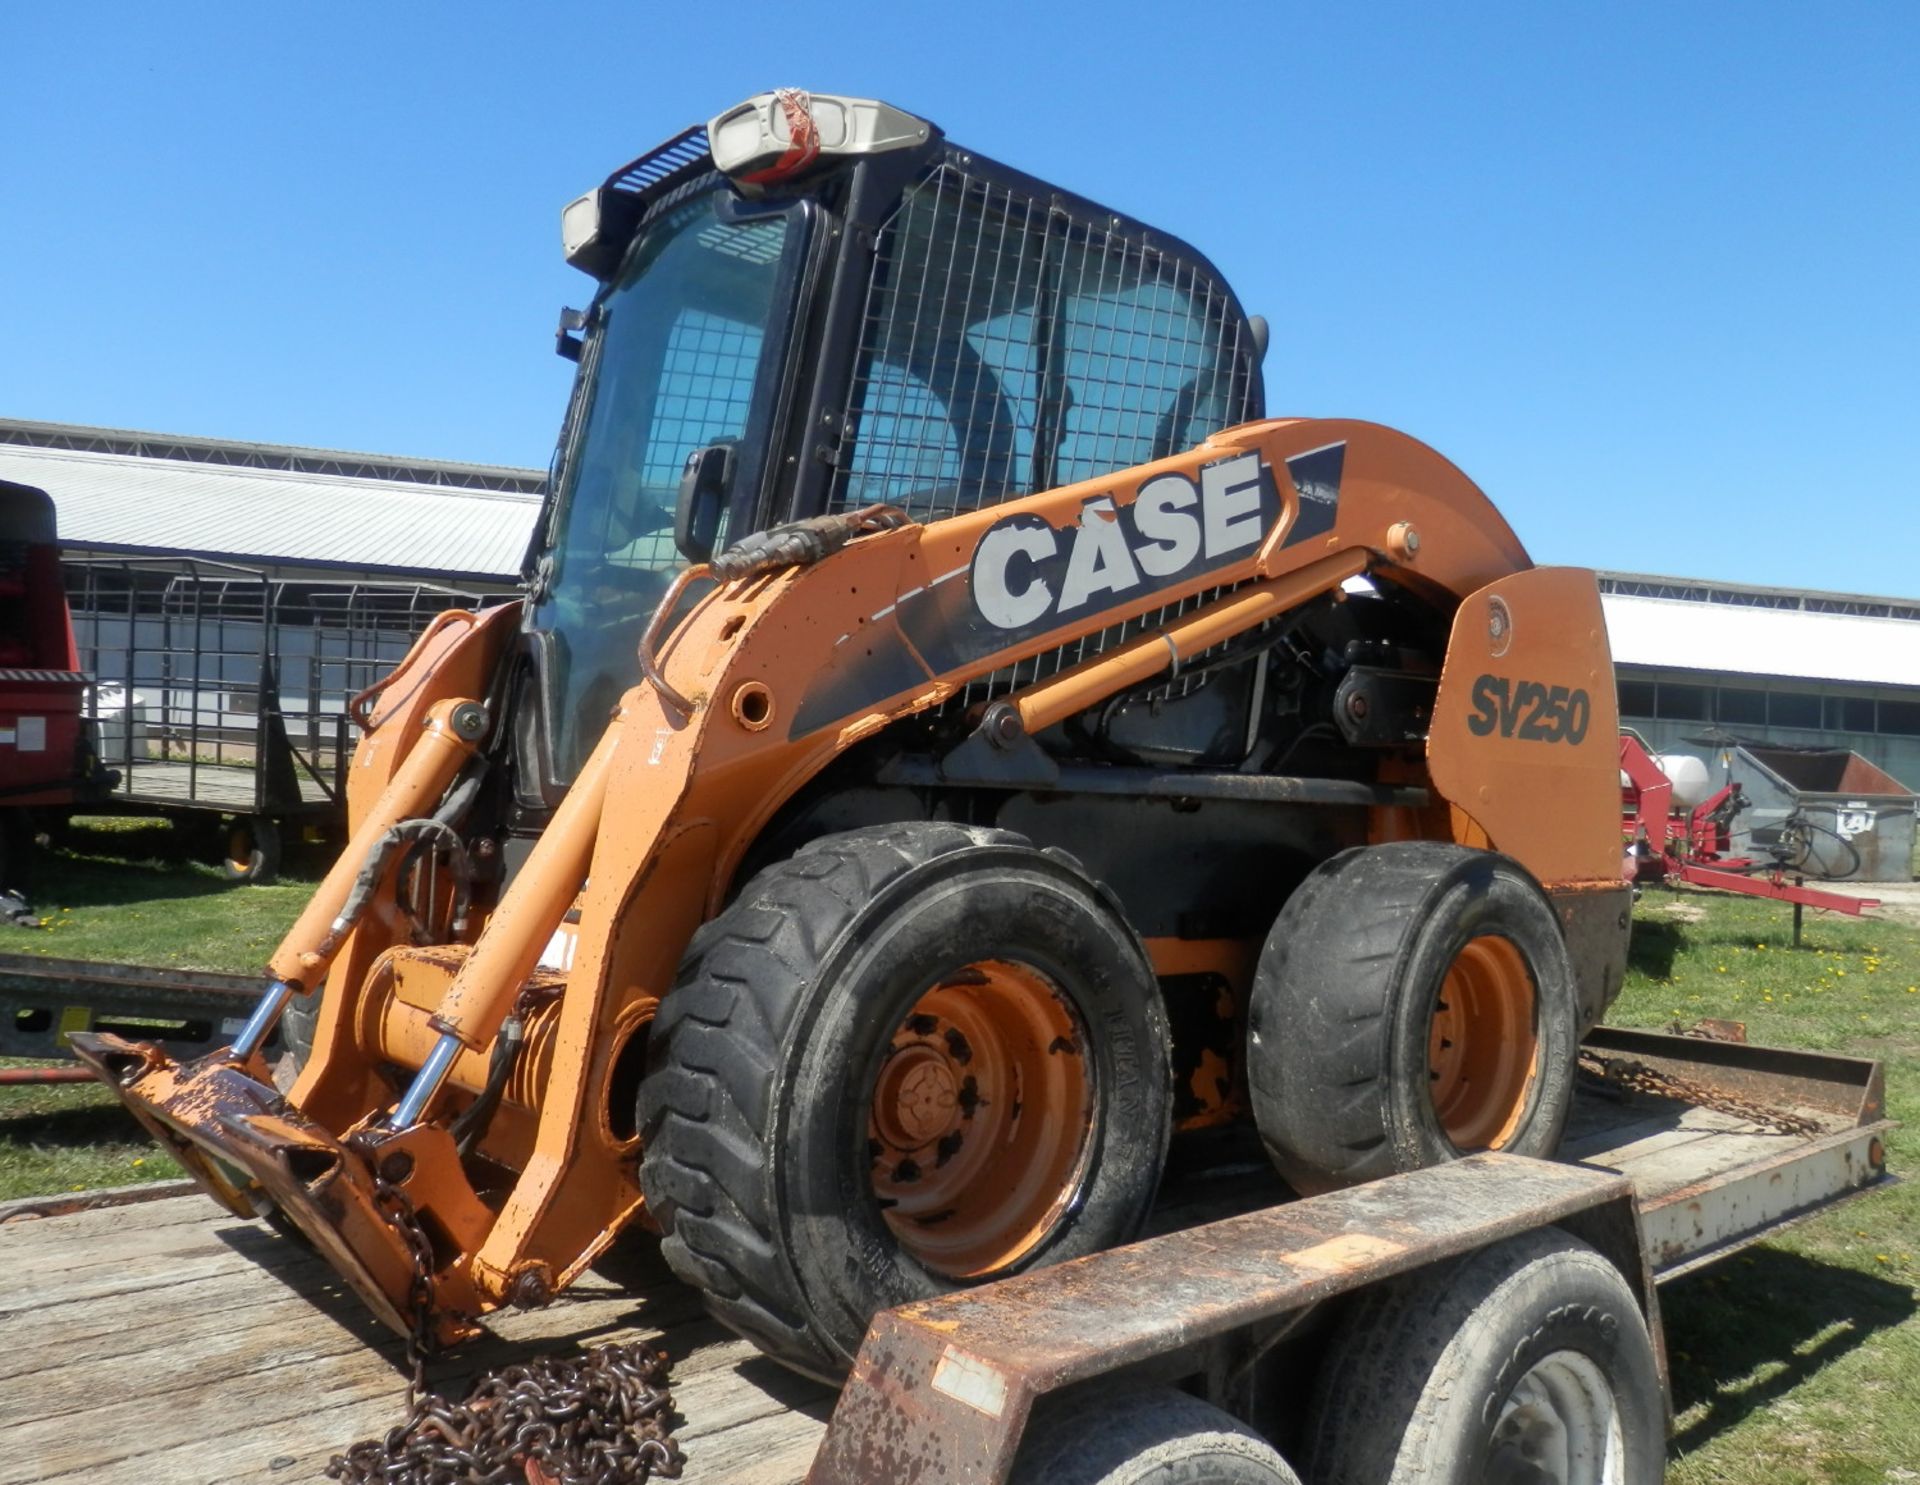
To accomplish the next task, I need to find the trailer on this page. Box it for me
[63,556,495,881]
[2,1026,1888,1483]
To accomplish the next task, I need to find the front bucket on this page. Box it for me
[69,1031,427,1339]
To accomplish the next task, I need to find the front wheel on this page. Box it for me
[1301,1228,1665,1485]
[639,822,1173,1380]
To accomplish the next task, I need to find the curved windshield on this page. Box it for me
[533,190,796,782]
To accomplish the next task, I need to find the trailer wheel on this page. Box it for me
[639,822,1172,1380]
[220,815,281,884]
[1302,1228,1663,1485]
[1247,842,1576,1195]
[1012,1385,1300,1484]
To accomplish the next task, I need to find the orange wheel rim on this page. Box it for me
[1428,935,1538,1151]
[226,826,253,874]
[868,959,1092,1280]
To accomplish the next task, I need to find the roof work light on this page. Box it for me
[708,90,930,188]
[560,90,931,276]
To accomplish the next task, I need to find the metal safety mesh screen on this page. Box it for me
[830,164,1259,522]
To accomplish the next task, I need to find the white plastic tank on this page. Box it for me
[1653,752,1714,809]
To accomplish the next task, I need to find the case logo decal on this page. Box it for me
[970,452,1278,633]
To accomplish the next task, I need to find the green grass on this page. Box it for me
[2,836,1916,1474]
[1615,888,1920,1482]
[10,815,317,971]
[0,816,319,1200]
[0,1067,185,1200]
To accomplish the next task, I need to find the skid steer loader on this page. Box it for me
[77,89,1631,1382]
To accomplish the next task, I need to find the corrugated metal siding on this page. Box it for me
[1603,592,1920,689]
[0,445,543,581]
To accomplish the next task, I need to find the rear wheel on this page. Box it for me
[1301,1229,1664,1485]
[1012,1386,1300,1485]
[639,822,1172,1380]
[1247,842,1577,1195]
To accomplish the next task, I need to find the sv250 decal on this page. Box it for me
[1466,675,1592,745]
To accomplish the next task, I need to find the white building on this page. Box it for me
[1600,572,1920,791]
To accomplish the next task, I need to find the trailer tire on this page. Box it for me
[1302,1227,1663,1485]
[1012,1385,1300,1484]
[1247,842,1576,1195]
[639,821,1172,1381]
[220,815,281,884]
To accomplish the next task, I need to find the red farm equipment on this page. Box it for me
[1,479,110,924]
[1619,730,1877,928]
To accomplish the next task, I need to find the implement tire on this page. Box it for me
[1247,842,1577,1195]
[219,815,281,885]
[638,821,1172,1381]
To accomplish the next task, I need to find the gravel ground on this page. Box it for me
[1820,878,1920,928]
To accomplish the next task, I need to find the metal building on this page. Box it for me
[1601,569,1920,798]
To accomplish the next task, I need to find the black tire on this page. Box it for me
[1013,1385,1301,1485]
[275,983,322,1089]
[1302,1228,1665,1485]
[1247,842,1577,1195]
[220,815,281,884]
[638,821,1172,1381]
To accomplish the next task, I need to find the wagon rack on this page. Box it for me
[64,556,494,881]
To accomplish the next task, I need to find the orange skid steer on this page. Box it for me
[77,90,1631,1382]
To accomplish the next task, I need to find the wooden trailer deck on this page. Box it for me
[1,1029,1884,1485]
[112,760,335,813]
[0,1195,835,1485]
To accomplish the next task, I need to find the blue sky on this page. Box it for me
[3,3,1915,596]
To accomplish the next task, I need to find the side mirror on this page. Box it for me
[555,306,587,362]
[675,442,735,563]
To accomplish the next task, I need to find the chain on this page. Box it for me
[1578,1050,1822,1137]
[327,1164,685,1483]
[326,1340,683,1484]
[366,1160,440,1408]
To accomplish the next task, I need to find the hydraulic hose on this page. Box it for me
[450,1011,525,1156]
[316,817,474,963]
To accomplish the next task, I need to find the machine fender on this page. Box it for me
[1427,567,1621,886]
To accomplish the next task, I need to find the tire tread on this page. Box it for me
[640,821,1025,1372]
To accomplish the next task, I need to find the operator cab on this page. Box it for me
[514,89,1267,803]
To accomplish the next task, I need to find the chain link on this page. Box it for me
[369,1163,439,1408]
[1578,1049,1823,1137]
[327,1165,683,1483]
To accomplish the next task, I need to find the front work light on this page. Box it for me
[561,192,603,266]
